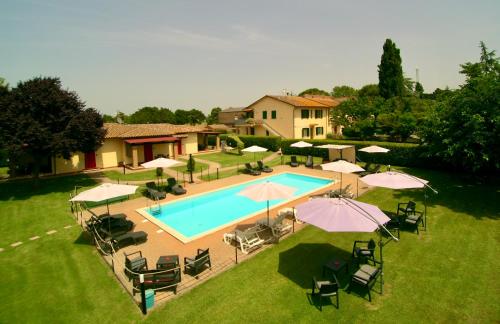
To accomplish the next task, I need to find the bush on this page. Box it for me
[281,138,440,169]
[220,135,281,151]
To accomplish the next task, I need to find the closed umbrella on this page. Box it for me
[320,160,365,192]
[238,181,296,225]
[360,171,437,229]
[242,145,268,162]
[70,183,138,221]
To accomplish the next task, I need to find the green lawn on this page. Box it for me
[0,169,498,322]
[0,167,9,179]
[197,151,273,167]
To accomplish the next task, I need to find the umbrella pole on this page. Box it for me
[424,187,427,230]
[107,200,111,232]
[379,231,384,294]
[356,178,359,198]
[267,200,270,226]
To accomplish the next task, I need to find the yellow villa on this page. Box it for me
[234,95,346,139]
[51,123,220,175]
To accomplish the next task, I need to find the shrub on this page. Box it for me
[225,134,245,155]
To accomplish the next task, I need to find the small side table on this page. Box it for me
[156,255,179,270]
[323,258,348,277]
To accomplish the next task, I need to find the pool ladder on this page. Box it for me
[149,197,161,215]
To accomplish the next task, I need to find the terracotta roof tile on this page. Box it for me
[104,123,207,138]
[249,95,343,109]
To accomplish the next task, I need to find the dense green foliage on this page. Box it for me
[420,42,500,172]
[225,134,245,154]
[332,85,358,97]
[378,39,404,99]
[174,109,206,125]
[298,88,330,96]
[128,106,176,124]
[206,107,222,124]
[0,77,105,178]
[221,134,281,151]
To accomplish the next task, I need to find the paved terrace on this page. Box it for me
[78,165,371,307]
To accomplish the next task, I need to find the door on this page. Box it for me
[177,141,183,155]
[144,143,153,162]
[84,151,96,169]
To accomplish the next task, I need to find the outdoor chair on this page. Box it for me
[290,156,299,167]
[257,213,292,238]
[397,201,417,218]
[404,211,424,234]
[184,248,211,277]
[147,187,166,200]
[305,155,314,168]
[132,267,181,295]
[223,226,265,254]
[124,251,148,280]
[244,163,261,176]
[96,218,135,238]
[358,164,381,176]
[311,275,340,310]
[167,178,187,195]
[352,239,376,264]
[348,260,382,302]
[257,160,273,173]
[111,231,148,250]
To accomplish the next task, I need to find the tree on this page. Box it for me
[378,39,404,99]
[421,42,500,172]
[358,84,380,97]
[102,114,116,123]
[174,109,205,125]
[128,106,175,124]
[206,107,222,124]
[415,82,424,97]
[298,88,330,97]
[332,85,358,97]
[186,154,195,183]
[0,77,105,178]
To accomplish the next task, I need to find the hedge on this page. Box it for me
[220,134,281,151]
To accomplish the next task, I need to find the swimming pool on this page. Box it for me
[137,172,333,242]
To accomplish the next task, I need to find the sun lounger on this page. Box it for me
[290,156,299,167]
[305,155,314,168]
[257,161,273,173]
[167,178,187,195]
[278,207,301,224]
[223,226,265,254]
[111,231,148,250]
[257,213,292,238]
[244,163,261,176]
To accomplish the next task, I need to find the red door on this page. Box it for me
[84,151,96,169]
[177,141,183,155]
[144,143,153,162]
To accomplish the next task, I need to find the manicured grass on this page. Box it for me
[197,151,273,167]
[0,167,9,179]
[0,169,498,322]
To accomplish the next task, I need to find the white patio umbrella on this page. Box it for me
[359,145,390,153]
[360,171,437,229]
[70,183,139,215]
[141,157,184,187]
[238,181,296,225]
[321,160,365,192]
[296,197,397,293]
[291,141,313,163]
[242,145,268,161]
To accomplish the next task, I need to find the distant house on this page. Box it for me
[218,107,248,129]
[51,123,220,174]
[235,95,346,139]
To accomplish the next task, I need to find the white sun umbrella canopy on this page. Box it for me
[238,181,296,225]
[359,145,390,153]
[70,183,139,214]
[141,157,184,169]
[242,145,268,161]
[290,141,313,148]
[321,160,365,190]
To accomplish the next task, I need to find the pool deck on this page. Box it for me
[82,165,371,305]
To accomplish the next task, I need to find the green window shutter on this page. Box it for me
[262,111,267,119]
[271,110,276,119]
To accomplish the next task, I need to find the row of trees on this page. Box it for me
[103,106,222,125]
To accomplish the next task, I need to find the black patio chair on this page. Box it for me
[167,177,186,195]
[146,181,167,200]
[352,239,376,264]
[184,248,212,277]
[347,260,382,302]
[311,275,340,310]
[257,160,273,173]
[290,156,299,167]
[397,201,417,218]
[124,251,148,280]
[244,163,261,176]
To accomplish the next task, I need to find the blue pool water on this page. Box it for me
[144,173,332,240]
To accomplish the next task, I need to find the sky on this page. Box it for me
[1,0,499,116]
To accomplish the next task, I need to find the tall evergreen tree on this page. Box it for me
[378,39,404,99]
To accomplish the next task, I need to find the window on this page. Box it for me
[315,109,323,119]
[316,127,324,135]
[301,109,309,119]
[262,111,267,119]
[302,128,310,138]
[271,110,277,119]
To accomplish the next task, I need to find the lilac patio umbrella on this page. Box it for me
[238,181,296,225]
[360,170,438,230]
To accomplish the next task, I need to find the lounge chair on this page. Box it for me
[311,276,340,310]
[184,248,211,277]
[223,226,265,254]
[167,178,187,195]
[290,156,299,167]
[111,231,148,250]
[95,218,135,238]
[305,155,314,168]
[257,213,292,238]
[244,163,261,176]
[352,239,376,264]
[358,164,382,176]
[278,207,301,224]
[124,251,148,280]
[146,183,167,200]
[257,160,273,173]
[348,261,381,302]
